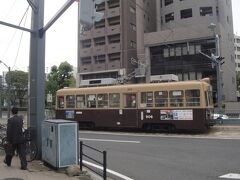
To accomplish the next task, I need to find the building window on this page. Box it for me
[130,41,136,48]
[108,34,120,44]
[163,48,169,57]
[181,8,192,19]
[200,7,213,16]
[108,0,120,9]
[130,23,136,31]
[108,53,120,61]
[165,12,174,23]
[95,19,105,28]
[81,40,91,48]
[96,2,105,12]
[108,16,120,26]
[81,57,92,65]
[94,37,105,46]
[165,0,173,6]
[94,55,106,63]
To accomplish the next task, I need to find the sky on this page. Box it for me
[0,0,240,74]
[0,0,78,74]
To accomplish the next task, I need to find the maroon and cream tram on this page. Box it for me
[55,79,214,131]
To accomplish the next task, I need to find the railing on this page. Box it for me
[79,141,107,180]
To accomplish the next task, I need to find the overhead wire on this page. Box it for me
[1,4,30,69]
[12,5,30,69]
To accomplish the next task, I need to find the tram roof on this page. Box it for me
[57,80,210,94]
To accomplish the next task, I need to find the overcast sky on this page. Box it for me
[0,0,239,74]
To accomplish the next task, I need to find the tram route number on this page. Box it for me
[146,115,153,119]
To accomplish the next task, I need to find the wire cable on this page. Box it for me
[12,5,30,69]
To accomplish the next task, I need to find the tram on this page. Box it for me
[55,78,214,131]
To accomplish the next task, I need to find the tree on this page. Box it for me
[45,61,75,105]
[5,70,28,107]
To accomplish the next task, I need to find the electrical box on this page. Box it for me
[42,119,78,168]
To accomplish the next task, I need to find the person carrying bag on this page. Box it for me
[3,107,27,170]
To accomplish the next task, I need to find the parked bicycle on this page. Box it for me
[0,125,38,162]
[0,123,7,149]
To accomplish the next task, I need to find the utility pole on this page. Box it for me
[199,26,224,114]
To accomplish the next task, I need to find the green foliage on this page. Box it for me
[5,70,28,107]
[45,61,76,105]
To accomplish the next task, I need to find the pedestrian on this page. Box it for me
[4,107,27,170]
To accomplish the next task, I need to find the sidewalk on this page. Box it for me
[0,150,93,180]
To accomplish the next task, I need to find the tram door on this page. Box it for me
[119,93,138,128]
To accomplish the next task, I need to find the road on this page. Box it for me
[79,130,240,180]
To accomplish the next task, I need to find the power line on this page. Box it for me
[13,5,30,69]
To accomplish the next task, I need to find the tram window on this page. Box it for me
[169,90,184,107]
[109,93,120,108]
[124,94,137,108]
[154,91,168,107]
[66,95,75,108]
[58,96,64,109]
[76,95,86,108]
[97,94,108,108]
[185,89,200,106]
[86,94,96,108]
[141,92,153,107]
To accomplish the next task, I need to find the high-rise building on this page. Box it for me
[144,0,236,102]
[235,35,240,72]
[77,0,156,86]
[77,0,236,103]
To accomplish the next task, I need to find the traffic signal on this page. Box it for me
[79,0,104,29]
[217,56,225,65]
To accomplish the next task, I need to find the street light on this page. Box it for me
[208,23,223,114]
[0,60,11,119]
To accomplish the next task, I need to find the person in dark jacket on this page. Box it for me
[4,107,27,170]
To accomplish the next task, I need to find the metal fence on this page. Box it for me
[79,141,107,180]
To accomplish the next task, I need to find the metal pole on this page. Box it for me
[80,141,83,171]
[7,67,11,119]
[29,0,45,159]
[103,151,107,180]
[215,34,223,113]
